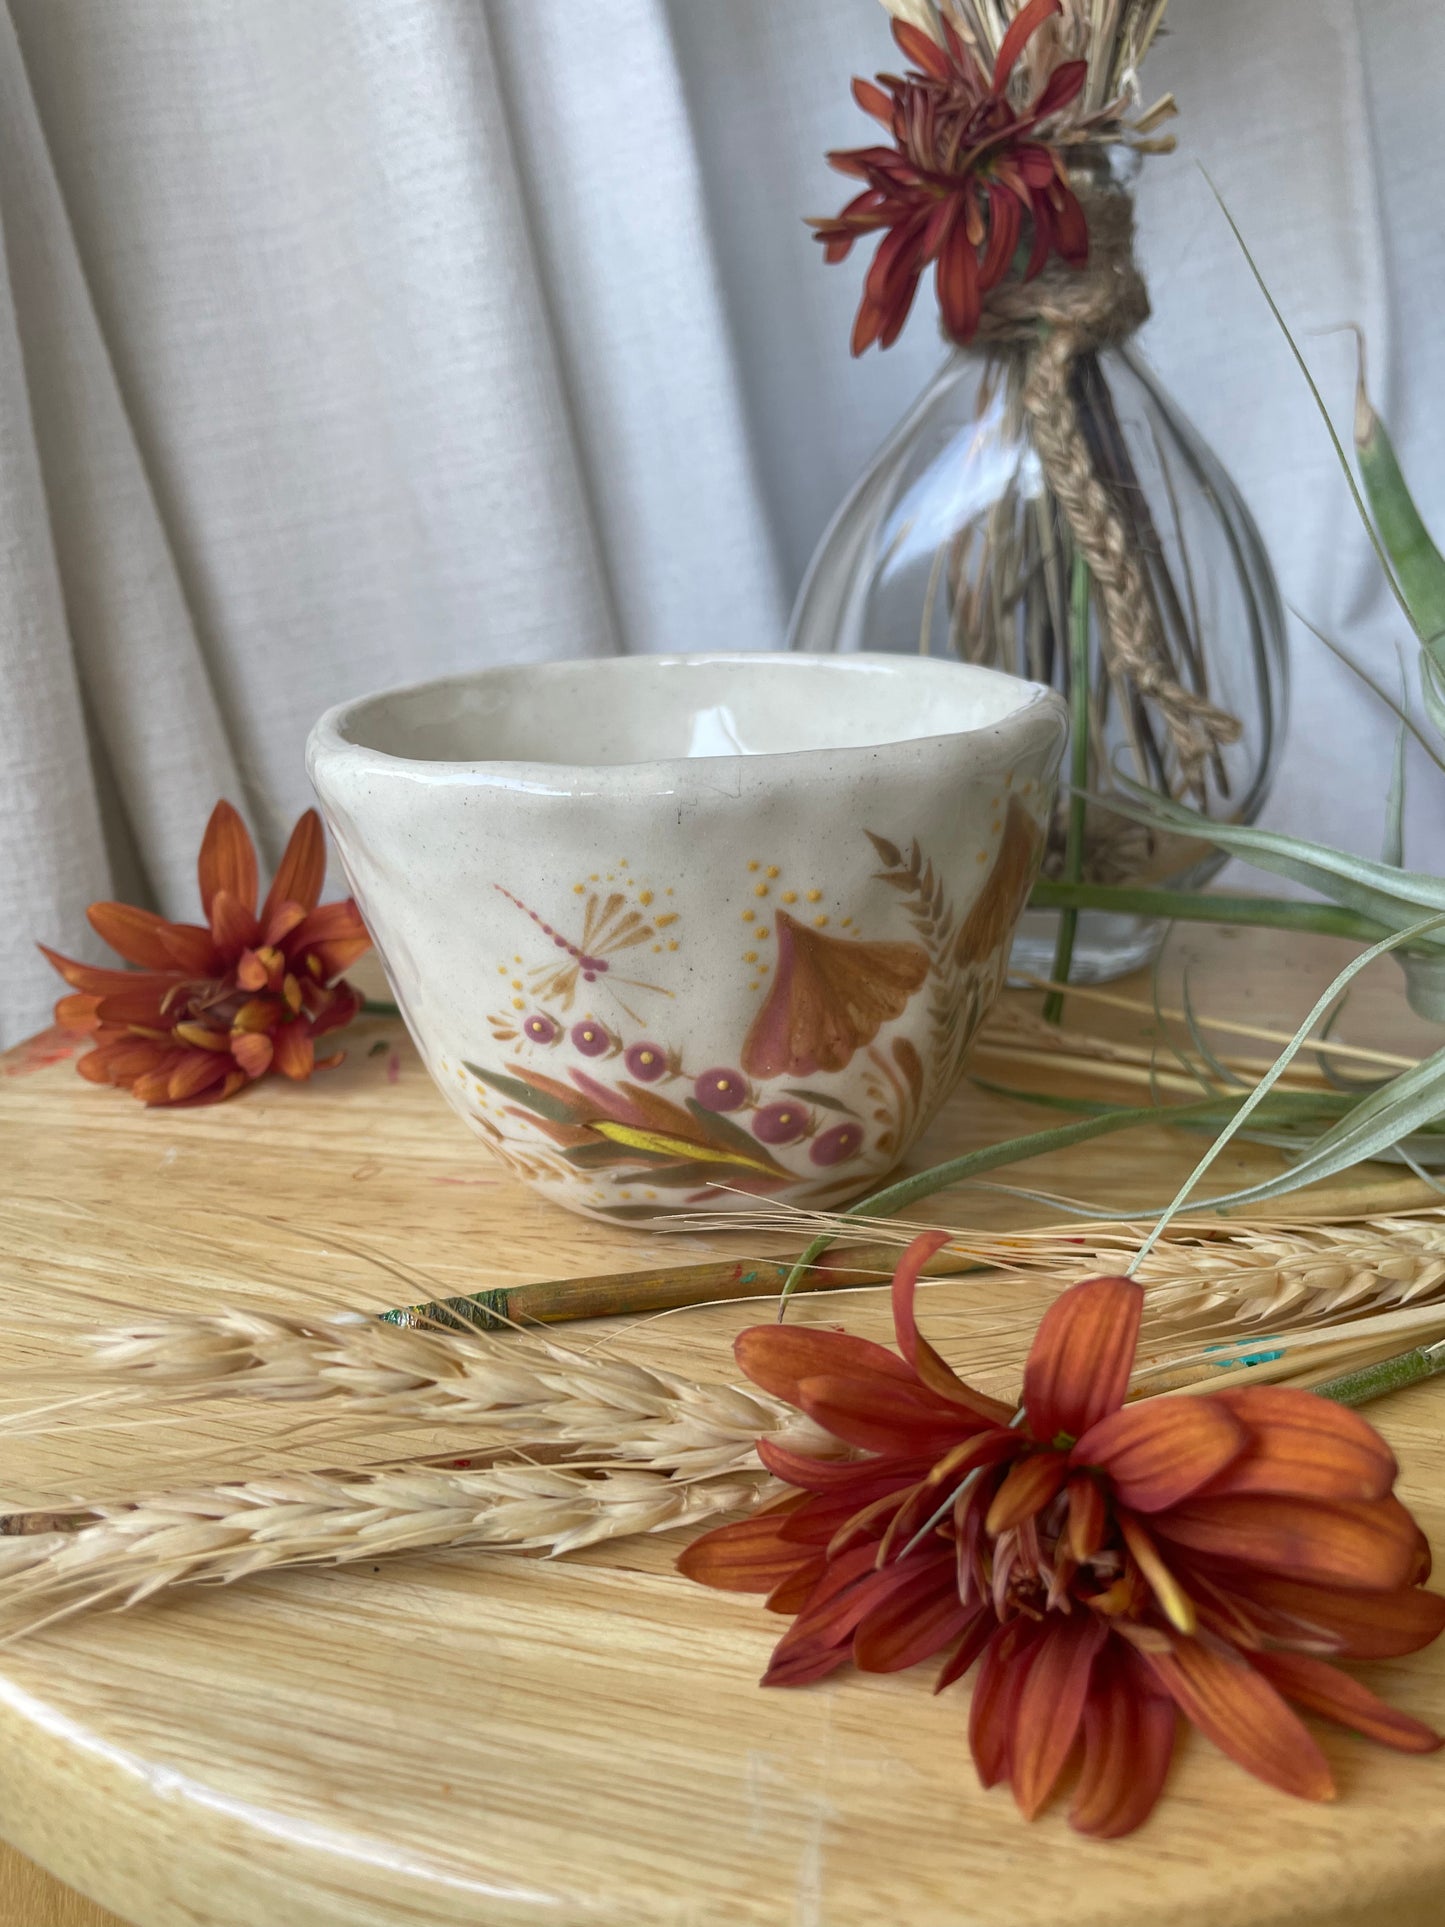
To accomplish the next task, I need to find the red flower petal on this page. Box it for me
[1144,1637,1334,1801]
[1067,1472,1107,1561]
[93,984,173,1030]
[1072,1396,1247,1512]
[209,887,260,958]
[936,217,982,343]
[198,800,259,920]
[169,1067,247,1108]
[1023,1275,1141,1445]
[892,18,953,82]
[1029,57,1088,121]
[985,1450,1069,1535]
[933,1602,996,1694]
[969,1620,1039,1789]
[1009,1610,1106,1818]
[1204,1386,1396,1502]
[891,1232,1015,1422]
[1051,180,1089,264]
[289,899,371,979]
[1070,1643,1177,1838]
[755,1436,931,1495]
[1200,1569,1445,1660]
[992,0,1061,94]
[764,1553,829,1616]
[261,810,326,925]
[851,76,895,126]
[1249,1649,1442,1754]
[763,1544,901,1684]
[854,1557,971,1673]
[53,993,101,1033]
[851,291,886,357]
[676,1503,811,1594]
[231,1031,273,1080]
[1154,1492,1424,1593]
[37,945,167,996]
[795,1372,981,1456]
[735,1324,918,1405]
[979,183,1023,292]
[879,1431,1021,1558]
[167,1050,230,1104]
[273,1024,315,1081]
[90,897,204,971]
[264,899,309,947]
[78,1038,164,1085]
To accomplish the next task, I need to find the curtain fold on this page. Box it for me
[1,0,1442,1045]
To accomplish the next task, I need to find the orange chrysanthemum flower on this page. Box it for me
[41,802,370,1108]
[811,0,1089,351]
[681,1232,1445,1837]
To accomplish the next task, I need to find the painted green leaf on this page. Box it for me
[784,1087,861,1117]
[465,1063,583,1124]
[683,1098,788,1172]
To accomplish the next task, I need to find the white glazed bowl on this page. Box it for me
[308,654,1066,1223]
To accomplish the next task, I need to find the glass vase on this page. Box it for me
[788,330,1288,982]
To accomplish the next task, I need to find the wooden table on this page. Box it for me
[2,929,1443,1927]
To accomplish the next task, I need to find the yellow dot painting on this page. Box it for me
[781,890,797,904]
[806,889,822,903]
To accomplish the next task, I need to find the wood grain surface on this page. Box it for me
[1,929,1442,1927]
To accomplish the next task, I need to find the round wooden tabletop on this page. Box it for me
[2,932,1443,1927]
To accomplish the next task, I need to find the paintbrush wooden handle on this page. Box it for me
[380,1245,976,1332]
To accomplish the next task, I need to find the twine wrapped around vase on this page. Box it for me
[974,186,1243,797]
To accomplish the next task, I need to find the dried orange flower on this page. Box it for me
[41,802,370,1107]
[681,1233,1444,1835]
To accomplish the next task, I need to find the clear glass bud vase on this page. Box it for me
[788,332,1288,982]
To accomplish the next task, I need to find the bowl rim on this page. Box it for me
[306,651,1067,794]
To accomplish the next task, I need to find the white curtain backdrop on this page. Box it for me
[1,0,1441,1045]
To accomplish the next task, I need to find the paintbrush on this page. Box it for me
[379,1242,980,1332]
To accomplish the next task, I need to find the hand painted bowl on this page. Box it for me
[307,653,1065,1224]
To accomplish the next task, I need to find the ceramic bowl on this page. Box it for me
[307,653,1065,1223]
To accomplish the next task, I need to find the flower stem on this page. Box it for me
[1042,554,1093,1025]
[362,998,401,1017]
[1028,880,1393,944]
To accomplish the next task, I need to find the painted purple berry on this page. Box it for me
[810,1122,864,1166]
[522,1013,560,1045]
[694,1067,748,1113]
[751,1101,809,1146]
[571,1019,612,1057]
[624,1043,668,1083]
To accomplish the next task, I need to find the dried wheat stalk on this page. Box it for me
[8,1205,1445,1633]
[5,1309,824,1479]
[0,1462,776,1631]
